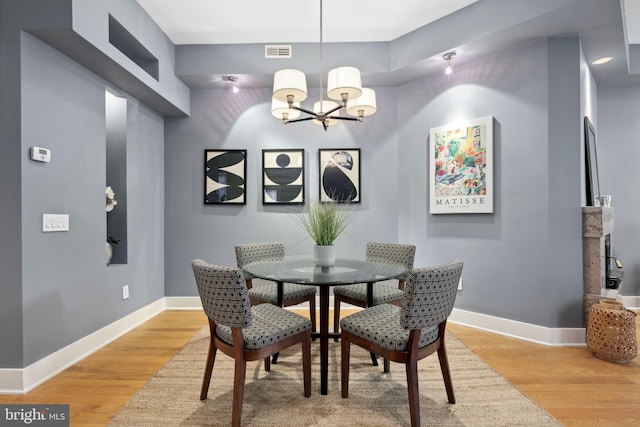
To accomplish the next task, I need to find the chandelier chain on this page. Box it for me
[319,0,324,106]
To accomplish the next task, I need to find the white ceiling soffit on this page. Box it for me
[135,0,479,44]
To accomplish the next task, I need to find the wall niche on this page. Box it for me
[106,90,128,265]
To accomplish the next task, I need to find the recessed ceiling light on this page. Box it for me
[592,56,613,65]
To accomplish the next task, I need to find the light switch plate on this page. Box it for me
[42,214,69,232]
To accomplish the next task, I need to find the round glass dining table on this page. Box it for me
[243,256,409,395]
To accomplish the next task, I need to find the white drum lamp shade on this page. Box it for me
[273,69,308,103]
[312,100,340,126]
[327,66,363,101]
[270,1,375,130]
[346,87,377,117]
[271,98,301,120]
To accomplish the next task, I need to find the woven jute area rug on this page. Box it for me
[108,327,561,426]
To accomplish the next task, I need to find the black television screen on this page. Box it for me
[584,116,600,206]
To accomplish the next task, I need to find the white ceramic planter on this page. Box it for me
[313,244,336,267]
[107,241,113,265]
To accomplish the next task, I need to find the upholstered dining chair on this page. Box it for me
[235,242,316,333]
[333,242,416,335]
[192,259,312,427]
[340,260,463,427]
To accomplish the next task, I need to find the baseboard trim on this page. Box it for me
[0,298,166,395]
[449,308,586,346]
[171,297,587,346]
[0,296,595,394]
[618,294,640,309]
[164,296,202,309]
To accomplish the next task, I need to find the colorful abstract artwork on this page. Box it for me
[319,149,360,203]
[262,149,305,205]
[429,117,493,214]
[204,150,246,204]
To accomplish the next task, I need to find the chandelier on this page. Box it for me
[271,0,377,131]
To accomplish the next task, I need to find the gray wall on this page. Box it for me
[1,31,165,368]
[164,87,399,296]
[597,84,640,295]
[397,37,564,327]
[396,36,588,328]
[163,36,595,329]
[0,0,170,369]
[0,0,25,368]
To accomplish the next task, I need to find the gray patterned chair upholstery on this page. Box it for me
[236,242,316,333]
[340,260,463,427]
[192,259,312,427]
[333,242,416,335]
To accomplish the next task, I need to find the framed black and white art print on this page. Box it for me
[204,149,247,204]
[262,149,305,205]
[318,149,360,203]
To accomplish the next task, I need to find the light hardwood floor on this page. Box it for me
[0,309,638,426]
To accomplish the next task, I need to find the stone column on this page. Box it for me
[582,207,614,325]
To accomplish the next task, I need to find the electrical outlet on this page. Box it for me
[122,285,129,300]
[458,278,463,291]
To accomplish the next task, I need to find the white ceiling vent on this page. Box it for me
[265,45,292,59]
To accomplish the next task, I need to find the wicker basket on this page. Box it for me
[587,301,638,363]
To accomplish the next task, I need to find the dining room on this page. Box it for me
[2,1,640,425]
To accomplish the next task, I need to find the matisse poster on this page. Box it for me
[429,116,493,214]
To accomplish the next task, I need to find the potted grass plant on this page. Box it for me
[295,201,355,267]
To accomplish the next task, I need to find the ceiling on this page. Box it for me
[135,0,640,87]
[134,0,479,44]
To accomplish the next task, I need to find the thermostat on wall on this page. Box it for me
[30,146,51,162]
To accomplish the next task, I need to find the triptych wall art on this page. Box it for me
[429,116,493,214]
[204,149,247,204]
[262,149,305,205]
[319,149,360,203]
[203,148,361,205]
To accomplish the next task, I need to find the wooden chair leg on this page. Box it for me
[231,357,247,427]
[383,357,390,373]
[341,332,351,398]
[437,344,456,404]
[405,359,420,427]
[264,356,271,372]
[200,335,217,400]
[302,330,312,397]
[309,296,317,334]
[370,351,379,366]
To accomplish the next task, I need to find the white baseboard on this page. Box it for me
[601,289,639,310]
[164,296,202,309]
[0,298,166,395]
[449,308,586,346]
[171,297,587,346]
[618,294,640,309]
[0,296,600,394]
